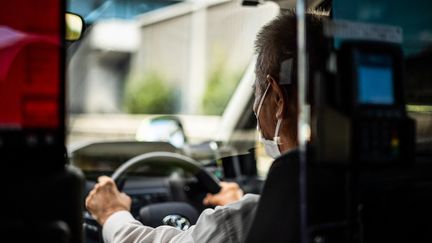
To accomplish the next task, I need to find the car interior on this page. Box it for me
[1,0,431,242]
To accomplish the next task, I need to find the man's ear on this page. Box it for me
[266,74,287,119]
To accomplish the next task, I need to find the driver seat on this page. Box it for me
[244,150,352,243]
[245,149,432,243]
[244,151,301,243]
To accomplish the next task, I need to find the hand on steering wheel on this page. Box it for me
[85,176,132,225]
[203,182,244,206]
[86,151,222,228]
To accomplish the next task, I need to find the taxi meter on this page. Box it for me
[316,39,415,165]
[304,21,423,243]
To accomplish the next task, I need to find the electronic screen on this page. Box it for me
[356,53,394,105]
[358,66,394,104]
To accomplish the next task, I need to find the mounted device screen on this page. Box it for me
[356,53,394,105]
[358,65,394,105]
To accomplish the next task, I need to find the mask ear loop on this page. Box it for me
[256,82,271,119]
[255,82,271,143]
[273,118,282,145]
[272,57,294,145]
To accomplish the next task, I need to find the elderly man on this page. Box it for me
[85,10,327,243]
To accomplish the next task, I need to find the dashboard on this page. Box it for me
[72,141,263,219]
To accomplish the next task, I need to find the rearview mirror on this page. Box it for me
[65,13,84,41]
[136,116,187,148]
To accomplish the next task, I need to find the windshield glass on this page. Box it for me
[66,0,279,176]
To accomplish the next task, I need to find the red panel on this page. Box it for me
[0,0,61,129]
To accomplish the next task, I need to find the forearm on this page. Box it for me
[102,194,260,243]
[103,211,183,243]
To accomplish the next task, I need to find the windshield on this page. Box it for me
[66,0,279,176]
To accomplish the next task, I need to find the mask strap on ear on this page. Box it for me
[273,118,282,145]
[256,82,271,118]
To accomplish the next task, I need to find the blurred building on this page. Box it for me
[67,0,278,114]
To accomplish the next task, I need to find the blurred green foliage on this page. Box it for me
[124,72,176,114]
[202,65,243,115]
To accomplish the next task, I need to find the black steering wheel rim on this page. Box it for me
[111,151,221,194]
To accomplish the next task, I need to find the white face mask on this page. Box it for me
[255,83,282,159]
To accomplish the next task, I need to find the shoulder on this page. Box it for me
[189,194,259,243]
[270,148,299,171]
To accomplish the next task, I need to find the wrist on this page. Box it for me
[99,207,129,225]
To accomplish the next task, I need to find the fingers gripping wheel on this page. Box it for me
[111,151,221,194]
[84,152,221,242]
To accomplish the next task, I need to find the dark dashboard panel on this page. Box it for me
[124,178,172,217]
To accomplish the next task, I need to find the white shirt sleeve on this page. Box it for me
[102,194,260,243]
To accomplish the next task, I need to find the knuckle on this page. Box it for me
[106,180,115,187]
[85,198,92,209]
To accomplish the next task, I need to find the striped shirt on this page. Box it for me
[103,194,260,243]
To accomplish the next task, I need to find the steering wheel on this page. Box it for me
[112,151,221,228]
[111,151,221,193]
[84,152,221,241]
